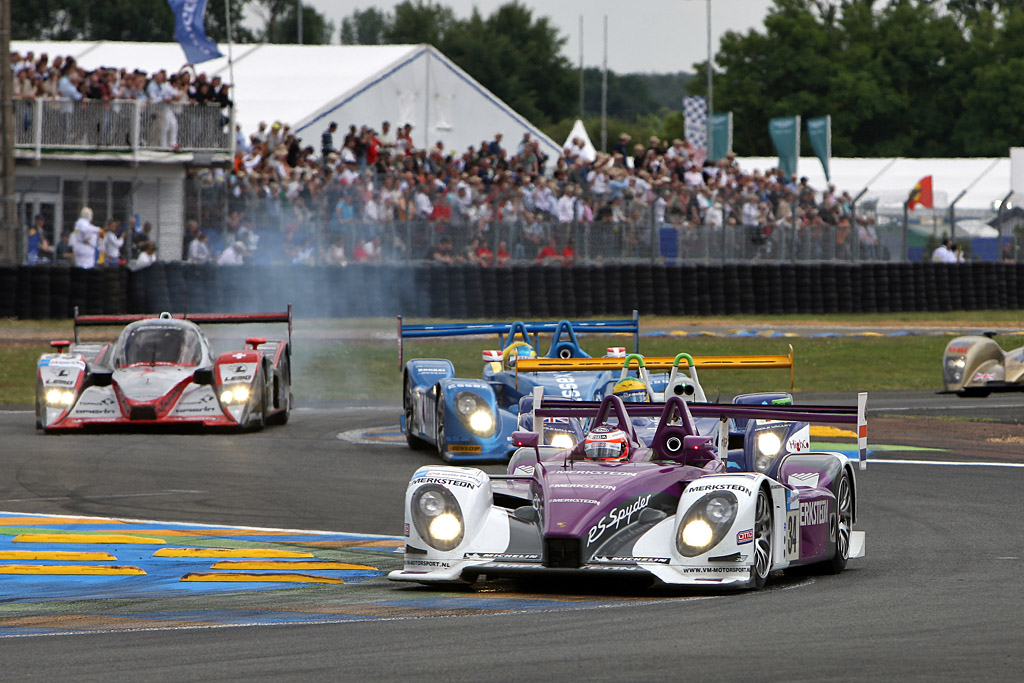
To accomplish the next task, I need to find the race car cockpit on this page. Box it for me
[117,325,204,366]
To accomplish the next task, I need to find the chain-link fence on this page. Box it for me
[186,171,999,266]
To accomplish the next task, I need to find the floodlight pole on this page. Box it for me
[706,0,713,160]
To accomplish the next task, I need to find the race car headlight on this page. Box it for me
[752,427,788,473]
[548,432,576,450]
[219,385,250,405]
[45,388,75,407]
[944,355,966,383]
[454,391,496,437]
[676,491,738,557]
[411,484,465,551]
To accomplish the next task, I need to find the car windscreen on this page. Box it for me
[119,326,202,366]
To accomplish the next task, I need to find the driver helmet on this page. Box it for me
[583,425,630,461]
[613,377,649,403]
[507,344,536,364]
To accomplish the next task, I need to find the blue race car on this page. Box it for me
[514,349,796,448]
[399,315,640,462]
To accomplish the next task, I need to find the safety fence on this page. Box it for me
[2,262,1022,320]
[13,99,230,153]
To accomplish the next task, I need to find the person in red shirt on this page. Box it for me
[476,238,494,265]
[561,237,576,264]
[536,237,562,264]
[495,240,511,266]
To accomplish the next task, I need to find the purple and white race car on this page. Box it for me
[389,393,867,590]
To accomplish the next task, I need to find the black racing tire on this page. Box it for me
[403,373,430,450]
[249,373,267,431]
[266,354,291,426]
[35,379,44,431]
[956,388,991,398]
[751,486,774,590]
[436,398,449,461]
[822,469,853,575]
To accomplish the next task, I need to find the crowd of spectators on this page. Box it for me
[12,48,875,266]
[11,49,232,149]
[182,116,875,267]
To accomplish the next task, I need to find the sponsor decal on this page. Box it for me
[551,483,616,491]
[413,476,479,489]
[800,499,829,526]
[553,373,581,399]
[569,470,638,478]
[463,553,540,560]
[418,368,448,374]
[736,529,754,545]
[686,483,751,496]
[581,565,645,572]
[678,567,748,574]
[586,494,652,546]
[405,559,453,568]
[786,437,809,452]
[947,346,968,354]
[74,408,117,415]
[47,357,86,369]
[784,509,800,560]
[404,523,410,537]
[592,555,670,564]
[449,444,483,454]
[47,379,75,387]
[224,375,253,382]
[972,371,996,382]
[549,498,601,505]
[78,397,116,407]
[786,488,800,511]
[447,382,486,389]
[787,472,819,488]
[514,465,535,475]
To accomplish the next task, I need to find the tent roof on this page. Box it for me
[12,40,561,159]
[737,156,1010,212]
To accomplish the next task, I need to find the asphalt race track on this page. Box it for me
[0,391,1022,681]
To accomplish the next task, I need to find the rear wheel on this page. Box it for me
[751,487,773,589]
[267,354,291,426]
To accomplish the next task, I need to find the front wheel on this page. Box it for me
[751,487,773,589]
[956,388,991,398]
[823,469,853,575]
[404,373,430,450]
[436,400,449,461]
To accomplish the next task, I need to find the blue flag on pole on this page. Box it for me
[168,0,223,65]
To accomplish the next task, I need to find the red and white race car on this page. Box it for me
[36,309,293,432]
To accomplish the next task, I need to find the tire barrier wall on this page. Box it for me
[1,262,1023,320]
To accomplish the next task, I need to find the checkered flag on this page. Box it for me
[684,96,707,166]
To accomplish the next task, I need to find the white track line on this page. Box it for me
[866,458,1024,468]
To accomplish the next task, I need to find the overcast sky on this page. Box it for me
[299,0,776,74]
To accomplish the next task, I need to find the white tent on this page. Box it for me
[11,40,562,161]
[737,156,1010,212]
[562,119,596,163]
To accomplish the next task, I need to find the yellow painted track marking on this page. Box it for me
[153,548,314,559]
[180,572,344,584]
[810,426,858,438]
[13,534,167,545]
[0,551,117,561]
[209,560,376,571]
[0,517,125,526]
[0,565,146,575]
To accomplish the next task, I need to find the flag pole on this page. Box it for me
[225,0,236,160]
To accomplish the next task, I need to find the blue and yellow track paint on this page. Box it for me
[209,560,377,570]
[0,565,147,575]
[153,548,314,559]
[181,572,345,584]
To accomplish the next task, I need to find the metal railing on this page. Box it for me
[13,99,231,155]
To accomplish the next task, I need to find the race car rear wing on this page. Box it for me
[72,305,293,347]
[529,389,868,469]
[396,312,640,369]
[515,346,795,390]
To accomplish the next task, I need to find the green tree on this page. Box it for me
[13,0,174,41]
[340,7,391,45]
[384,1,457,45]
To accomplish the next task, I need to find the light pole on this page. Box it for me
[705,0,713,160]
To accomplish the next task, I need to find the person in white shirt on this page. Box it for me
[69,207,101,269]
[217,241,247,266]
[102,221,124,265]
[931,239,960,263]
[135,243,157,269]
[188,232,211,263]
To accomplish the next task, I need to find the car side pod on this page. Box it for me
[389,465,505,585]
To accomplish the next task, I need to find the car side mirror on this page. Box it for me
[193,368,215,385]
